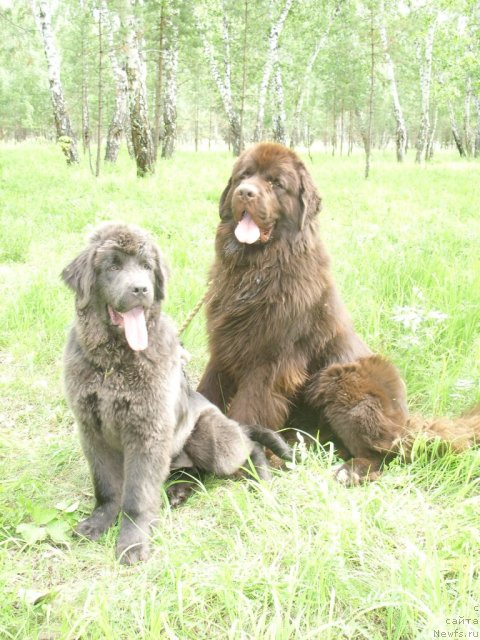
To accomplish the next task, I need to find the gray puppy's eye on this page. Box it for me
[143,263,152,270]
[108,264,121,271]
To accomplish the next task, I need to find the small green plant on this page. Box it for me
[16,500,79,546]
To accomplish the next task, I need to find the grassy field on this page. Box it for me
[0,141,479,639]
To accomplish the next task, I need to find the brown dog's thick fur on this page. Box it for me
[198,142,480,484]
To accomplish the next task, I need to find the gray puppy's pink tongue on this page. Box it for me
[235,212,261,244]
[121,307,148,351]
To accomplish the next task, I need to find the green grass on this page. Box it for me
[0,142,479,639]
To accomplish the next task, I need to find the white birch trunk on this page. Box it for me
[415,19,436,164]
[31,0,79,164]
[463,76,473,156]
[153,0,165,160]
[161,1,179,159]
[271,58,286,145]
[448,101,465,157]
[426,105,437,159]
[289,33,326,148]
[101,1,129,163]
[253,0,294,142]
[122,0,154,176]
[379,1,407,162]
[195,13,241,155]
[79,0,91,157]
[474,95,480,158]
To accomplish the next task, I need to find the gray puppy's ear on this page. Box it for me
[61,246,96,309]
[219,177,233,220]
[298,162,322,231]
[153,246,169,301]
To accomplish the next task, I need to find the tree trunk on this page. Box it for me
[426,105,437,160]
[448,101,465,157]
[360,5,376,179]
[95,8,103,177]
[153,0,165,160]
[30,0,79,164]
[271,59,286,145]
[122,0,155,176]
[195,12,241,155]
[290,33,327,148]
[474,95,480,158]
[415,19,436,164]
[79,0,91,158]
[253,0,293,142]
[463,77,473,156]
[102,1,129,163]
[379,1,407,162]
[331,81,337,156]
[161,1,179,159]
[239,0,249,153]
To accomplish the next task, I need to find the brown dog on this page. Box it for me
[198,142,480,484]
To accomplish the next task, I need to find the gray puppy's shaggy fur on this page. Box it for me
[62,223,293,564]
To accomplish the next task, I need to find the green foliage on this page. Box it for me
[0,144,479,638]
[2,0,479,156]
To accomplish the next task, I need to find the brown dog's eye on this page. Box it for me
[269,179,283,190]
[239,172,251,180]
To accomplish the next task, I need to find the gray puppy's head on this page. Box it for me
[62,222,168,351]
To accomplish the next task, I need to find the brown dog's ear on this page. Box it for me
[61,246,96,309]
[298,163,322,230]
[219,177,233,220]
[153,246,169,301]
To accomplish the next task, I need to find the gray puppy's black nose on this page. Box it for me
[133,285,149,295]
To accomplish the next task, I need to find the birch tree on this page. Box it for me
[79,0,91,158]
[101,1,129,163]
[271,58,286,144]
[122,0,154,176]
[253,0,294,142]
[378,0,407,162]
[474,95,480,157]
[194,9,242,155]
[30,0,79,164]
[463,77,473,156]
[162,0,179,158]
[289,33,327,148]
[415,17,437,164]
[95,6,103,177]
[153,0,166,160]
[448,100,466,157]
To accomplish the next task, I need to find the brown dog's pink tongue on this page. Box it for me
[121,307,148,351]
[235,212,261,244]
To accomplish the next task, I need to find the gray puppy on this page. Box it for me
[62,223,293,564]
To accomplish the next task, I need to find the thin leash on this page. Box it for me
[178,282,212,335]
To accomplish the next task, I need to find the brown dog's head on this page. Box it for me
[219,143,321,247]
[62,223,167,351]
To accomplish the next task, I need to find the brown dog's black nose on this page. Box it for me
[235,182,258,200]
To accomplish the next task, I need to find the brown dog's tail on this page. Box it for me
[398,404,480,459]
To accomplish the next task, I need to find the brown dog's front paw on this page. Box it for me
[333,463,361,486]
[333,458,381,486]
